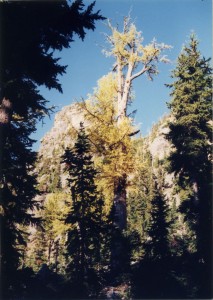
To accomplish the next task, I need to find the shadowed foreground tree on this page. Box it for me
[132,184,188,299]
[0,1,104,297]
[143,183,171,261]
[62,123,104,296]
[166,34,212,298]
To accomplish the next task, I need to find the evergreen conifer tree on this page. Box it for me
[0,2,104,296]
[166,34,212,297]
[62,123,104,284]
[144,183,171,261]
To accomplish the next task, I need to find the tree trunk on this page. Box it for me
[79,220,87,281]
[111,63,132,275]
[110,176,129,276]
[54,239,59,274]
[0,97,12,162]
[114,62,133,229]
[0,98,12,125]
[0,97,12,224]
[48,239,53,265]
[113,176,127,231]
[117,63,133,125]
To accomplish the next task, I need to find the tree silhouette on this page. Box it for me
[62,123,104,289]
[144,183,171,261]
[0,1,104,297]
[166,34,212,297]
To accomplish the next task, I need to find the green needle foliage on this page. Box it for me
[62,123,104,286]
[0,1,104,297]
[166,34,212,297]
[143,183,171,261]
[166,34,212,183]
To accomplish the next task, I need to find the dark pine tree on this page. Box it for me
[0,2,104,298]
[62,123,104,292]
[166,34,212,297]
[144,183,171,261]
[131,184,186,299]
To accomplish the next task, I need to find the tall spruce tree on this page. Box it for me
[0,1,104,296]
[166,34,212,296]
[62,123,104,284]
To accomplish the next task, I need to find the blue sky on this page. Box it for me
[32,0,212,151]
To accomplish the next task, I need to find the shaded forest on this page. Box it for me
[0,1,212,299]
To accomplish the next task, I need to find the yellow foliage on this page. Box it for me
[141,44,160,63]
[79,19,171,213]
[12,113,24,121]
[111,24,143,65]
[43,192,72,238]
[81,74,140,214]
[105,19,171,78]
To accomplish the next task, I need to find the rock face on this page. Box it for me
[36,103,85,191]
[147,116,180,206]
[149,125,170,161]
[40,102,85,150]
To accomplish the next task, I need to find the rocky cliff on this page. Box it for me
[147,116,179,205]
[36,103,85,192]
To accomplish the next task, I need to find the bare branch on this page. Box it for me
[128,129,140,137]
[130,66,149,81]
